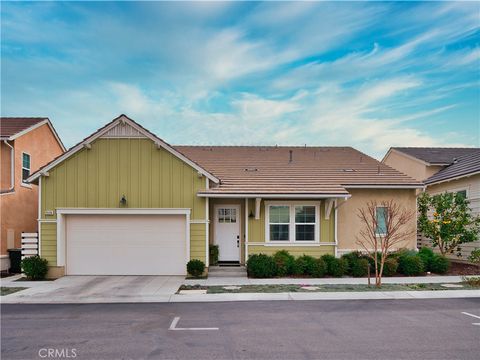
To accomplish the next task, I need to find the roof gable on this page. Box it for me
[27,115,219,184]
[0,117,65,151]
[425,149,480,185]
[389,147,479,165]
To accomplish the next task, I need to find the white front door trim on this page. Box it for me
[56,208,191,268]
[214,204,241,262]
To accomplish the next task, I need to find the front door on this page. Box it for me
[214,205,241,262]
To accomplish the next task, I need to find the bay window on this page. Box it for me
[266,202,320,243]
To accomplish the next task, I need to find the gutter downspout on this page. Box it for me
[3,140,14,192]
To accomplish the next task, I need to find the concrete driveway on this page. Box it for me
[1,275,184,304]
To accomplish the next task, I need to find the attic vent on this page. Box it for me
[341,168,356,172]
[244,168,258,172]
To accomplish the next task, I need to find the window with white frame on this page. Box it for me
[266,203,319,243]
[269,205,290,241]
[22,153,31,183]
[375,206,388,236]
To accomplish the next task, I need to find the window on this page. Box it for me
[218,208,236,223]
[266,203,319,243]
[376,206,388,235]
[456,190,467,200]
[22,153,31,183]
[295,206,316,241]
[269,206,290,241]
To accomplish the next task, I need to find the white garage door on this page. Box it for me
[65,214,187,275]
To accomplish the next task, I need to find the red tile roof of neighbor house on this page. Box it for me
[175,146,424,196]
[0,117,48,138]
[425,149,480,185]
[0,117,66,151]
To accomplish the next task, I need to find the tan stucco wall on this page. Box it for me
[383,150,443,181]
[0,142,13,190]
[0,124,64,256]
[337,189,417,254]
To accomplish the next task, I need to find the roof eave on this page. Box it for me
[197,192,351,199]
[425,170,480,186]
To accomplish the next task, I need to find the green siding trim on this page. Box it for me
[41,138,206,218]
[247,199,335,243]
[40,222,57,265]
[190,223,206,263]
[248,245,335,258]
[39,138,208,267]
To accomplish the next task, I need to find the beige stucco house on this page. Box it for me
[0,118,65,271]
[383,147,480,261]
[27,115,422,278]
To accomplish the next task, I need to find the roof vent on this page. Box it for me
[453,157,458,164]
[244,168,258,172]
[289,150,293,163]
[342,168,356,172]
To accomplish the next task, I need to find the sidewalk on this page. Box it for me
[184,275,472,286]
[1,274,479,304]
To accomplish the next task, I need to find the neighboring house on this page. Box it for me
[383,147,480,261]
[27,115,422,278]
[0,117,65,271]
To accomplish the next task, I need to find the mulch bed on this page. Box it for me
[446,261,480,276]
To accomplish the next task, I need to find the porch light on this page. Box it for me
[120,195,127,206]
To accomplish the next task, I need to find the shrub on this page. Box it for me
[21,256,48,280]
[418,247,435,271]
[350,258,370,277]
[430,254,450,274]
[468,249,480,264]
[382,257,399,277]
[312,258,327,277]
[247,254,277,278]
[187,259,205,277]
[463,276,480,287]
[341,251,362,273]
[295,255,318,276]
[322,254,347,277]
[209,245,219,266]
[398,255,424,276]
[273,250,296,276]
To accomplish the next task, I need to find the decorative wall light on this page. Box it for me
[120,195,127,206]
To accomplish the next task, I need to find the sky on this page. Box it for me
[1,1,479,159]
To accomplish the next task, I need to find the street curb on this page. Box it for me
[2,289,480,304]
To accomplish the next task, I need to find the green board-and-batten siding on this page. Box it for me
[39,138,208,266]
[246,198,335,258]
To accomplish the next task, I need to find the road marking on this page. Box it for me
[461,312,480,320]
[168,316,219,331]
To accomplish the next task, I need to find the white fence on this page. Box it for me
[21,232,39,259]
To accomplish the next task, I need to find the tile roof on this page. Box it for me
[392,147,479,165]
[175,146,423,195]
[425,149,480,185]
[0,117,48,138]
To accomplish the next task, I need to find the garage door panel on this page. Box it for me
[66,214,187,275]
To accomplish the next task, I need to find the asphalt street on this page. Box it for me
[2,298,480,360]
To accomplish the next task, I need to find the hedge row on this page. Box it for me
[246,248,450,278]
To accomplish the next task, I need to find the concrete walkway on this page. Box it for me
[1,275,184,304]
[184,275,472,286]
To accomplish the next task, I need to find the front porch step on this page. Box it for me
[208,266,247,278]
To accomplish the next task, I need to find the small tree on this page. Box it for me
[418,192,480,256]
[356,200,415,287]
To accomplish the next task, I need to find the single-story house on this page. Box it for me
[27,115,423,278]
[383,147,480,261]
